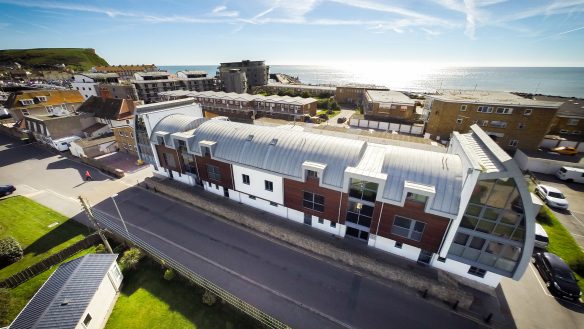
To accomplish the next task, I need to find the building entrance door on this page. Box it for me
[223,187,229,198]
[417,250,433,265]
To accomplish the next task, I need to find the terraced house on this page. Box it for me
[424,90,563,151]
[137,110,536,288]
[5,90,84,122]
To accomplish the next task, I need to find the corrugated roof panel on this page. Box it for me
[150,114,206,144]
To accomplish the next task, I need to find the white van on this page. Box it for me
[534,223,549,249]
[52,136,81,152]
[556,166,584,183]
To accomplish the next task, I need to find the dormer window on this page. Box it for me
[20,99,34,106]
[406,192,428,206]
[306,170,318,179]
[36,96,47,102]
[157,136,164,146]
[202,146,211,157]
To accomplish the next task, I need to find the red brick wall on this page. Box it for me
[371,200,451,252]
[194,155,234,189]
[283,177,347,223]
[155,144,183,173]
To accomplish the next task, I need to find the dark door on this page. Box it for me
[223,187,229,198]
[417,250,433,265]
[304,213,312,226]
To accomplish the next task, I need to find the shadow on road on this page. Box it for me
[0,143,53,167]
[46,158,109,182]
[555,298,584,313]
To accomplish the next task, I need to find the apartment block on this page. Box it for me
[221,69,248,94]
[425,91,563,151]
[335,84,389,106]
[218,60,269,89]
[131,71,219,104]
[140,117,536,288]
[72,73,121,100]
[92,64,158,80]
[98,83,139,101]
[4,90,84,122]
[534,96,584,138]
[159,90,317,122]
[258,83,336,97]
[363,90,417,123]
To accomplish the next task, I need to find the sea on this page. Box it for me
[160,65,584,98]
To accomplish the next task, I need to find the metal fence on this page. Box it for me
[0,234,100,288]
[90,208,290,329]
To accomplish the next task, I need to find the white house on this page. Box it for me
[10,254,123,329]
[72,73,121,100]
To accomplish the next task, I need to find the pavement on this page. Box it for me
[533,173,584,250]
[93,151,146,174]
[0,133,488,329]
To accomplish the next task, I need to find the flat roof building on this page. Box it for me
[218,60,269,89]
[364,90,417,123]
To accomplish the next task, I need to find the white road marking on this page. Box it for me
[529,264,553,297]
[46,189,78,201]
[570,212,584,228]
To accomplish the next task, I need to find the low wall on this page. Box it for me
[142,177,474,309]
[80,155,124,178]
[514,149,584,174]
[349,118,425,135]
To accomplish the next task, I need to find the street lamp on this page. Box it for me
[111,193,131,240]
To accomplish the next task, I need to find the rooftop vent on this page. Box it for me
[269,138,278,146]
[246,134,254,141]
[61,298,71,306]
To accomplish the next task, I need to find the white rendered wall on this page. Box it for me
[74,270,117,329]
[311,216,345,236]
[203,181,225,197]
[172,171,196,186]
[239,192,288,218]
[232,165,284,204]
[369,235,421,262]
[431,257,501,287]
[287,208,305,224]
[71,82,99,100]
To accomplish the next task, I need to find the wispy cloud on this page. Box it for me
[535,25,584,41]
[210,5,239,18]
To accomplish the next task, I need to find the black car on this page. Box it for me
[0,185,16,197]
[534,252,582,301]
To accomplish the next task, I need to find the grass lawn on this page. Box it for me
[0,196,92,280]
[537,206,584,292]
[316,109,341,117]
[2,246,97,326]
[106,260,258,329]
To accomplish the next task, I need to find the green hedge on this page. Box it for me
[0,236,23,268]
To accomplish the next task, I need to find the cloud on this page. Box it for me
[210,5,239,17]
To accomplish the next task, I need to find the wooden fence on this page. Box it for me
[0,234,100,288]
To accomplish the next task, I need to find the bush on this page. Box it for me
[202,290,218,306]
[570,257,584,277]
[163,268,175,281]
[536,207,554,226]
[0,236,23,268]
[95,244,106,253]
[300,91,310,98]
[119,248,144,272]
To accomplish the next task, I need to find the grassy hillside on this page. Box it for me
[0,48,109,71]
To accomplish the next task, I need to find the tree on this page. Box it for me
[300,91,310,98]
[163,268,175,281]
[0,236,23,268]
[119,248,144,271]
[330,99,340,111]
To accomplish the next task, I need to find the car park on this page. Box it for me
[535,184,569,210]
[533,252,582,301]
[0,185,15,197]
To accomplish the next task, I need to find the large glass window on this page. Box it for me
[349,179,378,202]
[346,201,374,228]
[391,216,425,242]
[303,192,325,212]
[207,165,221,181]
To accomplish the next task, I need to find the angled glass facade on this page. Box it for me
[448,178,525,276]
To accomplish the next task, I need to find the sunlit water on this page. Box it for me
[160,65,584,98]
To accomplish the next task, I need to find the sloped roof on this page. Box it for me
[77,96,125,120]
[81,122,108,135]
[191,120,367,188]
[160,90,317,106]
[10,254,118,329]
[73,134,115,148]
[5,90,84,109]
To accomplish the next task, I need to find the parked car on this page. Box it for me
[556,166,584,183]
[337,117,347,124]
[0,185,15,197]
[533,252,582,301]
[535,184,569,210]
[552,146,578,156]
[534,223,549,249]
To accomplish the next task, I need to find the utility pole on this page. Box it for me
[78,196,113,254]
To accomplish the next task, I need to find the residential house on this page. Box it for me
[218,60,269,89]
[534,96,584,145]
[92,64,159,80]
[10,254,122,329]
[25,112,97,150]
[363,90,417,123]
[69,135,117,158]
[159,90,317,122]
[424,91,563,151]
[141,118,536,288]
[4,90,84,122]
[71,73,122,100]
[77,96,138,155]
[258,83,336,97]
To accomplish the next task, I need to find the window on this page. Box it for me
[460,105,467,111]
[330,221,336,228]
[479,120,489,127]
[495,107,513,114]
[349,178,378,202]
[508,140,518,147]
[318,218,324,224]
[468,266,487,278]
[303,191,325,212]
[477,106,493,113]
[19,99,34,106]
[523,109,532,116]
[83,314,92,327]
[406,192,428,205]
[517,123,526,129]
[391,216,426,241]
[437,256,447,263]
[270,201,278,207]
[456,117,463,124]
[242,174,250,185]
[306,170,318,179]
[207,165,221,181]
[567,119,580,126]
[249,195,256,200]
[265,180,273,191]
[573,130,582,135]
[36,96,47,102]
[201,146,211,157]
[395,241,403,249]
[560,129,569,134]
[490,121,507,128]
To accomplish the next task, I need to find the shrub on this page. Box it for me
[163,268,175,281]
[536,207,554,226]
[570,257,584,277]
[300,91,310,98]
[202,290,218,306]
[0,236,23,268]
[119,248,144,272]
[95,244,106,253]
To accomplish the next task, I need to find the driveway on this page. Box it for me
[534,173,584,250]
[324,109,356,127]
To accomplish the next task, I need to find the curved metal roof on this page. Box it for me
[382,147,463,215]
[149,114,205,144]
[191,120,367,188]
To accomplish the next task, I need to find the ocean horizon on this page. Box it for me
[160,65,584,98]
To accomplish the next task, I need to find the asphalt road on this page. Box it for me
[0,134,485,329]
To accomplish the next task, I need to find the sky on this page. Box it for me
[0,0,583,67]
